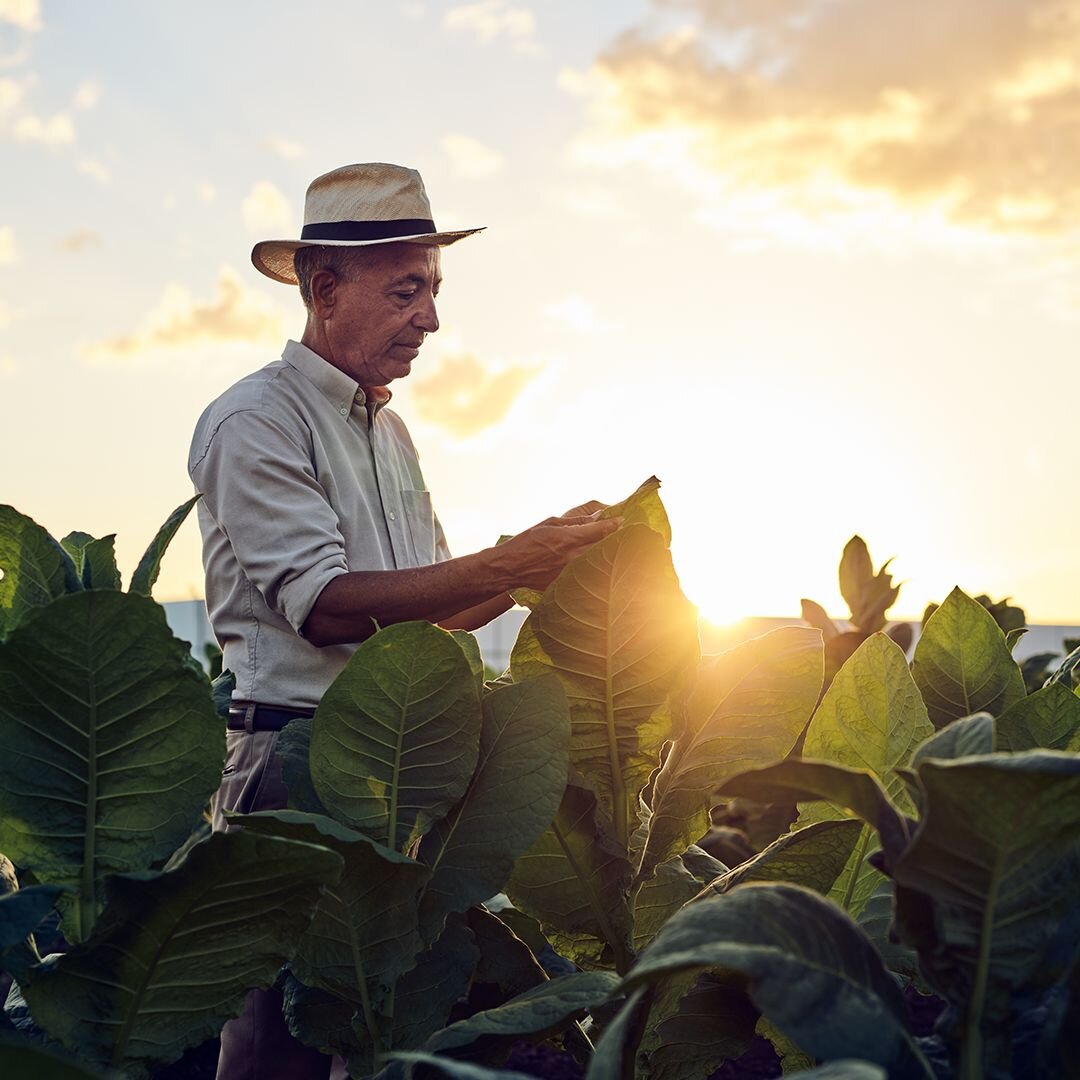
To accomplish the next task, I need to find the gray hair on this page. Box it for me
[294,246,371,311]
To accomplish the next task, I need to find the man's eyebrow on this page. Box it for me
[389,273,431,287]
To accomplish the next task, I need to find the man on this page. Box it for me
[188,162,616,1080]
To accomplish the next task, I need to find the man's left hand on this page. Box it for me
[563,499,608,518]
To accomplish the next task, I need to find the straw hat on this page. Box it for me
[251,162,483,285]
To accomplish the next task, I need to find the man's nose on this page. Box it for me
[415,295,439,334]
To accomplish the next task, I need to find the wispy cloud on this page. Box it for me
[197,182,217,202]
[77,157,110,184]
[83,267,284,365]
[0,355,17,376]
[60,228,102,253]
[0,299,20,327]
[441,133,504,178]
[0,226,16,264]
[574,0,1080,237]
[443,0,538,53]
[543,294,611,334]
[13,110,74,145]
[264,134,306,160]
[0,0,41,31]
[72,79,102,110]
[242,180,293,234]
[411,352,540,436]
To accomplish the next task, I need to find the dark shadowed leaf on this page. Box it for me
[585,985,653,1080]
[0,591,224,941]
[61,532,122,591]
[797,635,932,914]
[996,682,1080,752]
[787,1064,886,1079]
[311,621,482,851]
[388,1052,536,1080]
[129,496,200,597]
[506,774,634,973]
[0,506,81,639]
[511,524,699,855]
[621,884,933,1077]
[855,880,920,983]
[418,676,570,944]
[801,598,839,640]
[425,971,618,1062]
[0,1033,117,1079]
[467,906,548,1003]
[911,588,1025,729]
[717,759,913,871]
[276,718,329,815]
[699,819,863,900]
[232,810,429,1014]
[22,830,342,1079]
[640,627,822,883]
[0,881,67,979]
[647,972,758,1080]
[891,752,1080,1072]
[910,712,994,767]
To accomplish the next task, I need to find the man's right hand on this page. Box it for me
[497,513,622,591]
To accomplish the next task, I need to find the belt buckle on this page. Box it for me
[231,702,257,733]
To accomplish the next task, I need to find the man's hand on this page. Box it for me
[497,512,621,591]
[562,499,608,518]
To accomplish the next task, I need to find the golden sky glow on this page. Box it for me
[3,1,1080,625]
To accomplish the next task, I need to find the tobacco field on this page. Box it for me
[0,479,1077,1080]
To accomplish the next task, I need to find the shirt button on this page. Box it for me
[339,406,348,416]
[389,511,396,521]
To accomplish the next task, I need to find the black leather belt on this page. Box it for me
[226,703,316,732]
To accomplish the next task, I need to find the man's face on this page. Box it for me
[323,243,442,389]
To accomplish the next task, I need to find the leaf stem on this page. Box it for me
[960,857,1000,1080]
[839,825,872,912]
[81,613,98,942]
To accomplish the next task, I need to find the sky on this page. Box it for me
[3,0,1080,626]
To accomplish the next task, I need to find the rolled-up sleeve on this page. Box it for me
[191,409,348,632]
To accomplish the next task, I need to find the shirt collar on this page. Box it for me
[281,339,393,421]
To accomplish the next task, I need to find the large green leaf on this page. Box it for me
[129,495,200,597]
[698,818,864,899]
[60,532,122,591]
[797,634,932,914]
[511,524,699,853]
[311,621,482,851]
[22,830,342,1078]
[0,506,81,639]
[0,590,224,941]
[585,985,655,1080]
[388,1053,536,1080]
[285,915,481,1076]
[425,971,618,1061]
[646,972,758,1080]
[632,855,700,953]
[0,881,66,980]
[231,810,430,1020]
[509,477,674,610]
[891,751,1080,1075]
[417,676,570,944]
[996,682,1080,752]
[506,775,635,974]
[911,588,1025,729]
[277,718,329,814]
[717,760,913,871]
[466,906,548,1004]
[621,883,933,1077]
[854,880,920,984]
[0,1034,117,1079]
[910,712,995,767]
[640,627,823,882]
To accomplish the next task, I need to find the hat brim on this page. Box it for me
[251,228,485,285]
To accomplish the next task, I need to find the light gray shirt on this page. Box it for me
[188,339,451,709]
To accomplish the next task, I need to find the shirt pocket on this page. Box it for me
[400,489,436,566]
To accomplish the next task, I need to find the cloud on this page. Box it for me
[0,226,15,263]
[576,0,1080,235]
[77,157,110,184]
[60,228,102,252]
[441,133,505,178]
[72,79,102,110]
[411,352,540,436]
[0,76,24,114]
[242,180,293,234]
[0,354,17,375]
[0,0,41,31]
[443,0,538,52]
[13,110,75,145]
[0,299,19,327]
[197,182,217,201]
[264,134,305,160]
[543,294,611,334]
[83,266,285,365]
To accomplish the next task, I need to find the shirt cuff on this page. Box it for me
[278,559,349,635]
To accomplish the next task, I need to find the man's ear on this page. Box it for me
[309,268,338,318]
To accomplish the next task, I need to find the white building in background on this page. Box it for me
[164,600,1080,678]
